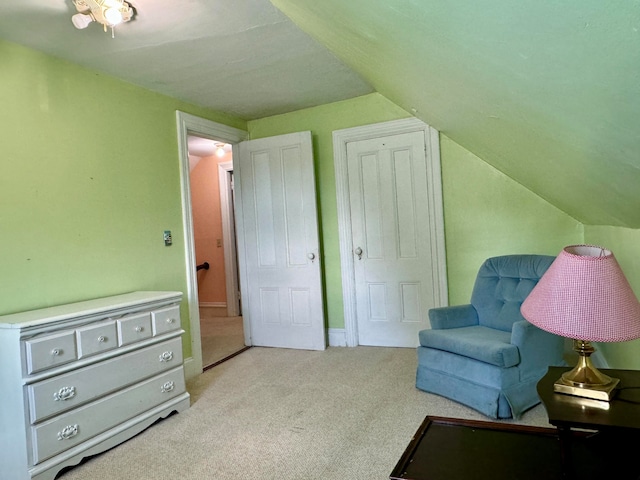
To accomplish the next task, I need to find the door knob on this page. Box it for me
[354,247,363,260]
[307,252,316,263]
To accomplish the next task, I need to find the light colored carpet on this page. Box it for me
[57,346,551,480]
[199,310,245,367]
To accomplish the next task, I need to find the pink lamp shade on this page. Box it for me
[521,245,640,342]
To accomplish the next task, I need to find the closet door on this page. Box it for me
[347,131,437,347]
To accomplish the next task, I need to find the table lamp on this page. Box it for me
[521,245,640,401]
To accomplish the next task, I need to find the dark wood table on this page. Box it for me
[390,414,640,480]
[390,416,564,480]
[537,367,640,479]
[537,366,640,431]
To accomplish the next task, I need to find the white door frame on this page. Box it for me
[218,161,240,317]
[333,118,448,347]
[175,111,248,378]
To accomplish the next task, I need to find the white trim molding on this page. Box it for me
[218,161,241,317]
[183,357,198,381]
[199,302,227,308]
[175,111,248,375]
[328,328,347,347]
[332,118,448,347]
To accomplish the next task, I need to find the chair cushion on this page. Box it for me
[471,255,555,332]
[417,346,520,390]
[419,325,520,368]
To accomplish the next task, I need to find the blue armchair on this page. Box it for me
[416,255,565,419]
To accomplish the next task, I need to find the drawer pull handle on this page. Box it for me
[97,335,106,343]
[57,424,79,441]
[134,326,144,333]
[161,381,175,393]
[51,348,62,356]
[167,318,176,324]
[159,351,174,362]
[54,386,76,401]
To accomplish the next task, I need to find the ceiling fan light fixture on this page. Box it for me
[215,143,226,158]
[72,0,134,37]
[71,13,94,29]
[103,7,124,26]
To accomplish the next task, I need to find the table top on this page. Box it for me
[390,416,564,480]
[0,291,182,328]
[388,416,636,480]
[537,366,640,432]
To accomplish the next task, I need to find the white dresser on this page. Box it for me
[0,291,190,480]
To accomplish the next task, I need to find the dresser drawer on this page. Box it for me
[25,331,77,374]
[28,337,183,423]
[152,305,181,336]
[31,367,186,465]
[117,311,152,346]
[76,320,117,359]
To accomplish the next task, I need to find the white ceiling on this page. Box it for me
[0,0,373,120]
[187,136,230,157]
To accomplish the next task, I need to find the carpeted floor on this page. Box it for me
[199,308,245,367]
[56,346,550,480]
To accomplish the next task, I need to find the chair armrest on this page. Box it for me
[511,320,565,378]
[428,304,479,330]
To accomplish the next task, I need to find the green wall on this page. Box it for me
[0,40,246,357]
[271,0,640,229]
[249,95,582,328]
[585,226,640,369]
[5,40,637,369]
[440,136,583,304]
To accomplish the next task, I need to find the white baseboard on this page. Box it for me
[328,328,347,347]
[183,357,201,381]
[199,302,227,308]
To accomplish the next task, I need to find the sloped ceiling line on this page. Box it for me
[271,0,640,228]
[1,0,638,227]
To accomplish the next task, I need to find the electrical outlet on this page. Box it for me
[164,230,172,246]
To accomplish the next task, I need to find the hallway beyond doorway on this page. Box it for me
[199,307,247,369]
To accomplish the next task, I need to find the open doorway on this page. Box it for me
[176,112,250,378]
[188,136,248,369]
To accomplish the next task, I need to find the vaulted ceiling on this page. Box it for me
[1,1,638,228]
[271,0,640,228]
[0,0,373,119]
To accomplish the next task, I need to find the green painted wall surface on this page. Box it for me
[6,40,635,370]
[585,226,640,369]
[248,93,411,329]
[271,0,640,229]
[0,40,246,358]
[248,94,582,327]
[440,135,583,305]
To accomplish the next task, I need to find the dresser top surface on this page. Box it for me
[0,291,182,329]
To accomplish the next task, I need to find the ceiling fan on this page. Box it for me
[71,0,134,37]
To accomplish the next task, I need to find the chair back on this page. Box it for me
[470,254,555,332]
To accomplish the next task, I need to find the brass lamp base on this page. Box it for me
[553,340,619,401]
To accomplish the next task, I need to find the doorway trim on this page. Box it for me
[175,111,248,378]
[218,161,240,317]
[332,118,448,347]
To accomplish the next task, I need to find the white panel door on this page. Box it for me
[236,131,325,350]
[347,131,437,347]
